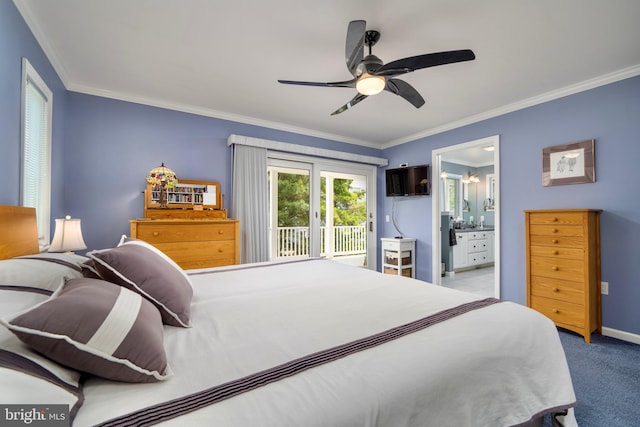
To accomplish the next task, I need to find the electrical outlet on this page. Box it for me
[385,215,390,222]
[601,281,609,295]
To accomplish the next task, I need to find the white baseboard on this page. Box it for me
[602,327,640,345]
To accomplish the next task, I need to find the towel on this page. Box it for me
[449,228,457,246]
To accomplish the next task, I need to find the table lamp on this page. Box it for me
[146,163,178,208]
[49,215,87,253]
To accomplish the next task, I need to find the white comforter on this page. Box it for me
[74,258,576,427]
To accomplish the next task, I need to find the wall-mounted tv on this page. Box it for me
[385,165,430,196]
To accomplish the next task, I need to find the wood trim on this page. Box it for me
[0,205,40,260]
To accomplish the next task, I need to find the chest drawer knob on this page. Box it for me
[552,308,559,314]
[551,239,559,244]
[553,287,560,292]
[153,231,159,237]
[217,247,224,253]
[552,250,559,255]
[552,266,559,271]
[552,228,559,233]
[218,229,224,234]
[552,217,559,222]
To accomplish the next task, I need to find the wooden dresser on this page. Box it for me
[524,209,601,343]
[130,219,239,270]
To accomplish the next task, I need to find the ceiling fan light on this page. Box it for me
[356,74,385,95]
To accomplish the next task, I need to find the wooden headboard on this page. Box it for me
[0,205,40,260]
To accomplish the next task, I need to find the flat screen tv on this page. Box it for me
[385,165,430,196]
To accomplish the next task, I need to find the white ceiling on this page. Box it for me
[14,0,640,149]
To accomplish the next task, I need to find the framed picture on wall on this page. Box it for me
[542,139,595,186]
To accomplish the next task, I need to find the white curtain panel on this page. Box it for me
[231,144,269,263]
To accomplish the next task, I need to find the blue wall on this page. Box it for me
[0,0,67,222]
[380,75,640,336]
[64,93,379,251]
[2,0,639,337]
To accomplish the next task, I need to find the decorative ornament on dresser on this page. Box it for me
[146,163,178,208]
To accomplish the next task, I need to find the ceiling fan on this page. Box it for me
[278,20,476,115]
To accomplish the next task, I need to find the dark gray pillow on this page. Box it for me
[1,288,85,420]
[87,243,193,327]
[1,278,170,383]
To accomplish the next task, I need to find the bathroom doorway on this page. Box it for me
[431,135,500,298]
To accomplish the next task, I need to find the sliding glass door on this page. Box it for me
[268,155,376,269]
[269,163,312,258]
[319,171,368,267]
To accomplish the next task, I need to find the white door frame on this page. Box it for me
[431,135,501,298]
[268,152,377,270]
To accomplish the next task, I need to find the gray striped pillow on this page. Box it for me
[1,288,85,420]
[87,242,193,328]
[1,278,170,383]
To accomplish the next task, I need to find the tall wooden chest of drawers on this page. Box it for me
[130,219,239,270]
[524,209,601,343]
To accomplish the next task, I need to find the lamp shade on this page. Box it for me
[49,216,87,253]
[146,163,178,189]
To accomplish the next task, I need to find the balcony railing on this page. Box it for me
[275,225,366,258]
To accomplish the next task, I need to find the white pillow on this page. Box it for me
[0,253,88,293]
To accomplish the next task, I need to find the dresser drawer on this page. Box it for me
[468,239,489,253]
[381,239,414,251]
[529,245,584,260]
[469,252,489,265]
[531,296,584,329]
[530,275,584,304]
[154,240,236,270]
[135,222,237,243]
[130,219,240,269]
[467,231,491,240]
[528,235,584,248]
[530,256,584,281]
[527,212,585,226]
[528,224,584,238]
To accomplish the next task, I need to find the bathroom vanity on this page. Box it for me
[452,228,495,271]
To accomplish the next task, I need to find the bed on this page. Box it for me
[0,205,577,426]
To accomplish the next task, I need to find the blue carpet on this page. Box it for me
[553,330,640,426]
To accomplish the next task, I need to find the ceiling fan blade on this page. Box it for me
[278,79,356,88]
[385,79,425,108]
[345,20,366,76]
[376,49,476,77]
[330,93,368,115]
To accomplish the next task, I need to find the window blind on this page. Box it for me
[21,59,52,249]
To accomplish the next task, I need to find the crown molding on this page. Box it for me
[14,0,640,152]
[67,83,380,149]
[382,64,640,149]
[13,0,72,88]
